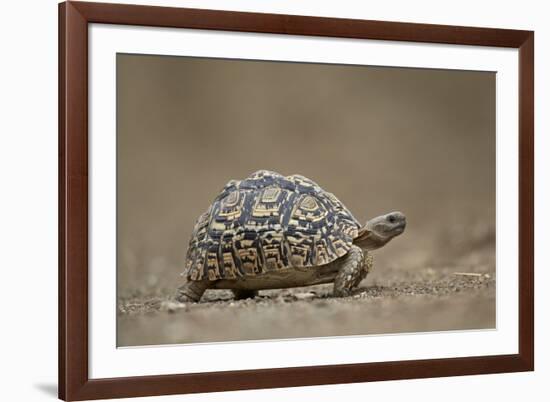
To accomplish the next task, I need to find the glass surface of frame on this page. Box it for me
[89,23,519,379]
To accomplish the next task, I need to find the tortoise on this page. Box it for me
[176,170,406,302]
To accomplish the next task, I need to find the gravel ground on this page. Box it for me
[118,265,495,347]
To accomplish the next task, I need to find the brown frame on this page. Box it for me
[59,1,534,400]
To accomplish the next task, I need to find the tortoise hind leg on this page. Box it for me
[333,245,372,297]
[175,280,210,302]
[232,289,258,300]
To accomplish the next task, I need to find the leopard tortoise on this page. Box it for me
[176,170,406,302]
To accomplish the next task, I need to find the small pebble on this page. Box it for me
[161,301,186,313]
[294,292,317,300]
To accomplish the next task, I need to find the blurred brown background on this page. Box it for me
[117,54,495,346]
[117,54,495,294]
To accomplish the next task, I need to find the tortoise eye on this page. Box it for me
[388,215,396,223]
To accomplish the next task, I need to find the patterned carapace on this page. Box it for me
[185,170,360,281]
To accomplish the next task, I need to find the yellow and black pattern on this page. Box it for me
[185,170,360,281]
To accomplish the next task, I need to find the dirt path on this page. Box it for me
[118,269,495,347]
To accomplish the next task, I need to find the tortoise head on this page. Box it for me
[353,211,406,251]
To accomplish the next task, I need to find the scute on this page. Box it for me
[185,170,360,281]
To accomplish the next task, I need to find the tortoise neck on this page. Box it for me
[353,231,388,251]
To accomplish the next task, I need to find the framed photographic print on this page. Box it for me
[59,1,534,400]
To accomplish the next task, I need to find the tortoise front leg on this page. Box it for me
[175,279,210,302]
[333,245,373,297]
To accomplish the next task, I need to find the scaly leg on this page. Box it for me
[175,280,210,302]
[333,245,372,297]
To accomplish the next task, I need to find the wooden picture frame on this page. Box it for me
[59,1,534,400]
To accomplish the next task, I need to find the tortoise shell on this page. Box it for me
[185,170,360,281]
